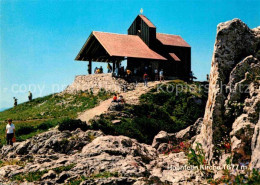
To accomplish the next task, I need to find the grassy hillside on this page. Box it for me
[91,81,208,144]
[0,90,111,147]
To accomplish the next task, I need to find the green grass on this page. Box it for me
[0,91,111,121]
[91,81,208,144]
[0,90,111,147]
[11,170,48,182]
[52,163,76,174]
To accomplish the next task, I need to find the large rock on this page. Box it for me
[152,118,203,151]
[0,129,104,158]
[149,152,206,184]
[194,19,260,166]
[251,119,260,169]
[0,134,158,184]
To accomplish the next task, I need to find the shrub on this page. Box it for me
[36,121,53,130]
[58,119,89,132]
[12,170,48,182]
[16,125,35,136]
[52,164,75,174]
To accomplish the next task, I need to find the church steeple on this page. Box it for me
[128,14,156,47]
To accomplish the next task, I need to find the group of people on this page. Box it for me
[112,65,165,86]
[143,69,164,86]
[95,63,114,74]
[112,93,125,104]
[13,91,33,107]
[94,66,104,74]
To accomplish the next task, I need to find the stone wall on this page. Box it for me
[63,73,135,94]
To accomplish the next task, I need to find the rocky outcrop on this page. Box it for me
[0,129,104,158]
[149,152,206,184]
[0,129,159,184]
[251,119,260,169]
[194,19,260,167]
[152,118,203,151]
[64,73,136,94]
[0,126,206,184]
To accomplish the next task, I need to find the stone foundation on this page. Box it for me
[64,73,135,94]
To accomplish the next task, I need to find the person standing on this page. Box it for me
[143,72,148,87]
[154,68,159,81]
[6,119,15,146]
[28,91,32,101]
[94,67,98,74]
[126,69,132,81]
[107,63,112,73]
[159,69,164,82]
[13,97,18,107]
[100,66,103,73]
[206,74,209,82]
[189,71,197,81]
[114,67,119,77]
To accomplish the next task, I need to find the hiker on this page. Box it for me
[189,71,197,81]
[118,95,125,104]
[143,72,149,87]
[112,94,118,102]
[6,119,15,146]
[126,69,132,81]
[100,66,103,73]
[206,74,209,82]
[154,68,159,81]
[94,67,98,74]
[13,97,17,107]
[159,69,164,82]
[107,63,112,73]
[133,68,137,75]
[28,91,32,101]
[114,67,119,77]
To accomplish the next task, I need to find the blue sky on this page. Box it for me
[0,0,259,110]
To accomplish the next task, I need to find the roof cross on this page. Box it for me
[140,8,143,14]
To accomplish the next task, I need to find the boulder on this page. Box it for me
[194,18,260,163]
[0,129,104,159]
[152,118,203,150]
[108,102,124,111]
[251,119,260,169]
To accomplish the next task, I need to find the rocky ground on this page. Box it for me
[0,121,207,185]
[0,19,259,184]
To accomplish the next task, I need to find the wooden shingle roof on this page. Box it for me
[157,33,191,47]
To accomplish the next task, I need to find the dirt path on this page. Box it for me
[78,81,169,124]
[77,98,113,124]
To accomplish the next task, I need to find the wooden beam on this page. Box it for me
[112,61,115,72]
[88,60,92,74]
